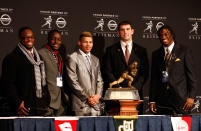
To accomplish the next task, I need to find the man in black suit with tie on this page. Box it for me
[149,25,197,115]
[102,21,149,114]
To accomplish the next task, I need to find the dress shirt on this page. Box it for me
[120,40,132,56]
[163,42,175,59]
[79,49,91,66]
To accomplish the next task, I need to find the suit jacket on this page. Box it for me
[102,42,149,97]
[38,48,69,110]
[1,46,50,115]
[149,43,197,108]
[66,50,103,112]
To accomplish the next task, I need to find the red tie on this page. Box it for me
[30,52,34,59]
[125,45,130,65]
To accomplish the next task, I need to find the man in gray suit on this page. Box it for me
[39,29,70,116]
[66,32,104,116]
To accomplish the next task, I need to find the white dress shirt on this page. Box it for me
[163,42,175,59]
[79,49,91,70]
[120,40,133,56]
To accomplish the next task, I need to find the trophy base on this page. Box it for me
[104,87,142,116]
[104,87,140,100]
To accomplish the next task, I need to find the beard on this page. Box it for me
[21,41,34,50]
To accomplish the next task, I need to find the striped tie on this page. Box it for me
[165,48,170,72]
[86,55,91,72]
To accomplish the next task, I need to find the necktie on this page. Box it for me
[125,45,130,65]
[30,52,34,59]
[86,55,91,72]
[165,48,170,72]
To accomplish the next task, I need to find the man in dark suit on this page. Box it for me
[1,27,50,116]
[149,25,197,115]
[102,21,149,114]
[39,29,70,116]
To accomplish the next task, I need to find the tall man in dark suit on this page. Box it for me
[102,21,149,114]
[39,29,70,116]
[1,27,50,116]
[149,25,197,115]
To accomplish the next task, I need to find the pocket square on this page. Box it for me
[175,58,181,62]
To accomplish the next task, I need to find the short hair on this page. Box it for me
[48,29,61,40]
[118,20,133,30]
[79,31,93,41]
[157,25,176,41]
[18,26,33,37]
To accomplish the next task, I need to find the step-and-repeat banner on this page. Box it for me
[0,0,201,114]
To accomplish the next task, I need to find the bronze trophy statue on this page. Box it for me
[104,61,142,116]
[109,61,138,89]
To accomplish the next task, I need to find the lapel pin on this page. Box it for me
[175,58,181,62]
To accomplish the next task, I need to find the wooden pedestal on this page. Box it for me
[119,100,143,116]
[105,100,143,116]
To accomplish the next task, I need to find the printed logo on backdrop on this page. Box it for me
[54,119,77,131]
[141,16,167,39]
[0,8,14,33]
[40,10,69,36]
[92,13,119,37]
[171,117,191,131]
[58,122,72,131]
[191,96,201,113]
[188,18,201,40]
[114,116,138,131]
[118,120,134,131]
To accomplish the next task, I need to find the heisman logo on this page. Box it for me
[191,99,200,112]
[118,120,134,131]
[176,120,188,131]
[189,22,199,34]
[58,122,72,131]
[41,16,52,28]
[144,21,153,33]
[0,14,12,26]
[94,18,104,31]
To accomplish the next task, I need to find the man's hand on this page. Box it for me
[183,98,194,112]
[150,103,157,114]
[88,94,101,106]
[17,101,29,116]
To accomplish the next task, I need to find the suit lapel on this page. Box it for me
[45,48,58,71]
[168,43,179,71]
[116,42,127,65]
[77,51,92,74]
[159,47,165,71]
[90,55,96,80]
[128,42,136,65]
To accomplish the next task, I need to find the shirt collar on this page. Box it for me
[120,40,133,48]
[29,49,34,54]
[163,41,175,54]
[79,49,91,57]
